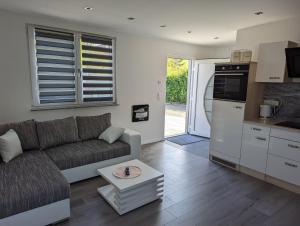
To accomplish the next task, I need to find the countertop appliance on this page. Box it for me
[260,104,274,118]
[275,121,300,130]
[213,63,249,102]
[285,47,300,78]
[259,99,280,119]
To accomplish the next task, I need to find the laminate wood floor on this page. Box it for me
[57,141,300,226]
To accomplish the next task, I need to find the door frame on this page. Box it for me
[186,60,196,135]
[184,59,194,135]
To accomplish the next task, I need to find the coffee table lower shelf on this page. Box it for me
[98,183,163,215]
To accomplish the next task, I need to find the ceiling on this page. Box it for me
[0,0,300,46]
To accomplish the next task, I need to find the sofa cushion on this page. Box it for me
[0,151,70,219]
[0,129,23,163]
[76,113,111,141]
[45,139,130,170]
[0,120,39,151]
[36,117,79,150]
[99,126,125,144]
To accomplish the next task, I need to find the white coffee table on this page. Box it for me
[97,159,164,215]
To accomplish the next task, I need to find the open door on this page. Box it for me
[188,59,229,138]
[164,58,190,138]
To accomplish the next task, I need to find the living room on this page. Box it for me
[1,1,300,226]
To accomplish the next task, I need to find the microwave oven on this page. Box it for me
[285,47,300,78]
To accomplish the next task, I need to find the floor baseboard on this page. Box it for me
[142,138,164,145]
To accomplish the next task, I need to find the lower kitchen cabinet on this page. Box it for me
[211,120,300,189]
[240,122,300,188]
[269,137,300,162]
[240,131,270,173]
[266,154,300,186]
[266,136,300,186]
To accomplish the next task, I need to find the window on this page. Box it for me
[28,25,116,109]
[80,34,114,103]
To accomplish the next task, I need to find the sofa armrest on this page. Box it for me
[119,129,141,159]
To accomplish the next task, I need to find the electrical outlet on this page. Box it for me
[264,99,280,106]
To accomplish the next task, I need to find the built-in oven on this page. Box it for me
[213,64,249,102]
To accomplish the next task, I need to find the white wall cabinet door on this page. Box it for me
[210,100,245,163]
[255,41,297,83]
[188,59,229,138]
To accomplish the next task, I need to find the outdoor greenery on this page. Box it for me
[166,58,189,104]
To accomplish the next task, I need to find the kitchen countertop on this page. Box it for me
[244,118,282,126]
[244,118,300,133]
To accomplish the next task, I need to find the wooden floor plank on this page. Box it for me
[57,141,300,226]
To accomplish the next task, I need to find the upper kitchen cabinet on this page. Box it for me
[255,41,297,83]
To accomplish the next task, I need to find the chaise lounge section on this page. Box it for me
[0,114,141,226]
[0,151,70,226]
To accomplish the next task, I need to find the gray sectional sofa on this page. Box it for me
[0,114,141,226]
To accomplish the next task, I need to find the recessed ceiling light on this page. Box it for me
[160,25,167,28]
[214,37,219,40]
[254,11,264,15]
[127,17,136,20]
[187,31,192,34]
[84,6,93,11]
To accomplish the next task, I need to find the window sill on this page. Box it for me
[31,102,119,111]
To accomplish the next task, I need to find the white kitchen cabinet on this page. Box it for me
[240,123,270,173]
[209,100,245,164]
[232,122,300,188]
[269,137,300,162]
[266,128,300,186]
[243,123,270,136]
[255,41,297,83]
[266,154,300,186]
[271,127,300,142]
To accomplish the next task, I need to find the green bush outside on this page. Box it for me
[166,58,189,104]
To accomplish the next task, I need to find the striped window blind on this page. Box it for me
[29,25,116,109]
[34,28,76,105]
[81,34,114,103]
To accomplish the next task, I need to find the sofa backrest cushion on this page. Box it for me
[36,117,79,150]
[76,113,111,141]
[0,120,40,151]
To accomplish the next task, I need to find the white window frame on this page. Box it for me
[27,24,117,110]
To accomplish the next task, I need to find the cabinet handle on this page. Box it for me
[252,127,261,131]
[269,76,280,80]
[288,144,299,149]
[284,162,298,168]
[234,106,242,109]
[256,137,266,141]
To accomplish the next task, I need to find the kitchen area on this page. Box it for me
[209,41,300,193]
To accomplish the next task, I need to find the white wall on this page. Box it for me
[207,45,233,59]
[0,10,230,144]
[235,16,300,60]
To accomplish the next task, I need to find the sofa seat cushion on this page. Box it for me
[0,151,70,219]
[45,139,130,170]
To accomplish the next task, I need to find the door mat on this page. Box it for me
[166,134,206,145]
